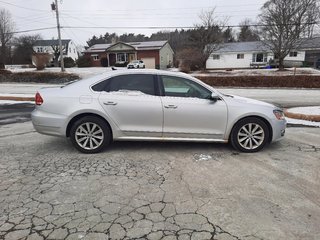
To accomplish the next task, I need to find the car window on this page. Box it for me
[161,76,211,99]
[105,74,156,95]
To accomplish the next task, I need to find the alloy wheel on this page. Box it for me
[237,123,265,150]
[75,122,104,150]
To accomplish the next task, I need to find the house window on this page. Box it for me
[212,54,220,60]
[69,48,71,53]
[289,51,298,57]
[252,53,267,63]
[237,54,244,59]
[117,53,128,62]
[92,54,99,61]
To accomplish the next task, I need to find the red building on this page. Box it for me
[83,41,174,69]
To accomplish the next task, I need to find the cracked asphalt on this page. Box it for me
[0,122,320,240]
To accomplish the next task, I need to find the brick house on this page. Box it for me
[83,41,174,69]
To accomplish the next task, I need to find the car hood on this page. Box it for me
[223,94,275,108]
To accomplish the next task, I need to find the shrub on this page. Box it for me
[76,56,91,68]
[176,48,203,73]
[64,57,75,68]
[32,53,51,70]
[114,62,128,67]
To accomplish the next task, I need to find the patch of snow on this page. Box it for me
[0,100,34,104]
[287,106,320,115]
[286,117,320,127]
[191,67,320,77]
[0,93,34,98]
[193,154,213,162]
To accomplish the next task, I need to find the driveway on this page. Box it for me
[0,122,319,239]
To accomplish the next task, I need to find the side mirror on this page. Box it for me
[210,93,220,102]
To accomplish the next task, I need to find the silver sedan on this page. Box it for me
[31,69,286,153]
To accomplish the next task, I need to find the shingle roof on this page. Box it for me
[211,37,320,54]
[299,37,320,49]
[211,41,271,53]
[84,40,168,53]
[34,39,71,46]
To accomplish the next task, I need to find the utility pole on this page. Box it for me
[52,0,65,72]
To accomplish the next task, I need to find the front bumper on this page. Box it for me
[271,119,287,142]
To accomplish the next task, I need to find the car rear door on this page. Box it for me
[98,74,163,137]
[159,75,228,140]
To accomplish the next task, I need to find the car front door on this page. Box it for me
[159,75,228,140]
[98,74,163,137]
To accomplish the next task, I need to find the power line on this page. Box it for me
[9,27,57,34]
[0,0,49,12]
[7,21,320,35]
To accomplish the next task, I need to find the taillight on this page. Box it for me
[35,92,43,106]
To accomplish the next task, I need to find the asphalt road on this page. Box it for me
[0,122,319,239]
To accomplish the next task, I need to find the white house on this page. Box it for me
[33,39,78,62]
[206,38,320,69]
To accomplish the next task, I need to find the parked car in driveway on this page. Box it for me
[127,60,145,69]
[32,69,286,153]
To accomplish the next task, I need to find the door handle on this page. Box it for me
[164,105,178,109]
[103,101,117,106]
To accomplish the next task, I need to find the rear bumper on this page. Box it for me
[31,109,67,137]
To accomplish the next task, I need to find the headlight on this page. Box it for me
[273,110,285,120]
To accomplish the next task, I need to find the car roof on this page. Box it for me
[63,69,199,89]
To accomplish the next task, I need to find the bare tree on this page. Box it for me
[238,19,260,42]
[0,8,15,69]
[189,8,226,70]
[259,0,320,70]
[13,34,42,64]
[51,44,65,67]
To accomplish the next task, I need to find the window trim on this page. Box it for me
[289,51,298,57]
[212,54,220,60]
[91,74,159,96]
[237,53,244,59]
[158,75,212,100]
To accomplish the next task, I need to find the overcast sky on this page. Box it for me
[2,0,267,46]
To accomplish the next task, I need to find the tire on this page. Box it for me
[230,117,270,153]
[70,116,111,153]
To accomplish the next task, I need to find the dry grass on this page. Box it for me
[0,71,79,84]
[284,110,320,122]
[0,96,34,101]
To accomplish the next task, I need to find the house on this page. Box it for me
[206,37,320,69]
[33,39,79,63]
[83,40,174,69]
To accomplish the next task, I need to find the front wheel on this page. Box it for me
[230,117,269,153]
[70,116,111,153]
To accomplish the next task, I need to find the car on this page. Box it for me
[31,69,286,154]
[127,60,145,69]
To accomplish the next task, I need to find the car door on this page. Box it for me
[159,75,228,140]
[98,74,163,137]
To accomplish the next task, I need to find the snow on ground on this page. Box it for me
[286,106,320,127]
[286,117,320,127]
[0,100,34,104]
[5,66,124,78]
[286,106,320,115]
[5,65,320,78]
[191,67,320,77]
[0,93,34,98]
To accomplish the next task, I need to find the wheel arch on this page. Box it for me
[228,115,273,143]
[66,113,113,139]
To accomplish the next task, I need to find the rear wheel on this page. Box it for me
[70,116,111,153]
[230,117,269,153]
